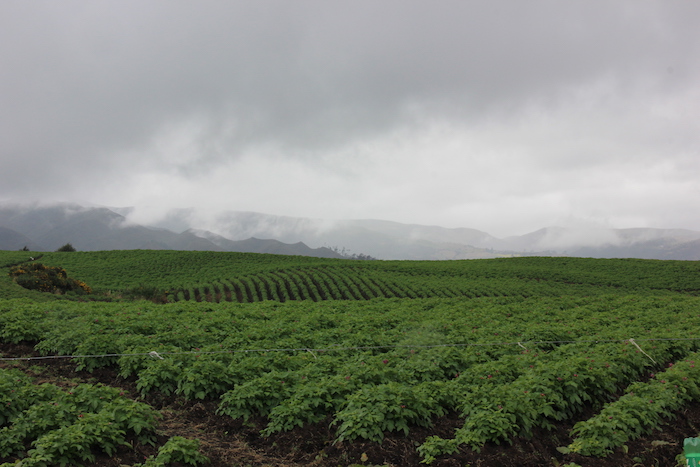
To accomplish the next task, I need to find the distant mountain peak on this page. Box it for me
[1,202,700,260]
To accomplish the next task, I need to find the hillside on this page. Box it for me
[3,250,700,303]
[3,202,700,260]
[0,203,342,258]
[2,252,700,466]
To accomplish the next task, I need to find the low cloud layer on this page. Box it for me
[1,1,698,237]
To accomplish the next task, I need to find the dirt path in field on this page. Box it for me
[1,341,696,467]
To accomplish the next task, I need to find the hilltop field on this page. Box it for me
[2,250,700,466]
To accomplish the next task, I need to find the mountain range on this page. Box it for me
[1,202,699,260]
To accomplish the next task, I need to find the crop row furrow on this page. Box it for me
[568,352,700,456]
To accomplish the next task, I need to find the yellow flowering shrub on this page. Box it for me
[8,263,91,295]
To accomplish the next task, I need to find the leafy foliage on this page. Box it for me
[2,251,700,464]
[0,368,157,466]
[568,354,700,456]
[134,436,209,466]
[3,250,700,303]
[3,292,700,463]
[8,263,91,295]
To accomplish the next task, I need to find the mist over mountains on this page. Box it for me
[1,202,699,260]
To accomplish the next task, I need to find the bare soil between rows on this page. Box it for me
[1,341,697,467]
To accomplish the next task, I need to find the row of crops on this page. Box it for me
[3,250,700,303]
[3,250,700,464]
[2,293,700,463]
[0,367,208,467]
[166,267,605,303]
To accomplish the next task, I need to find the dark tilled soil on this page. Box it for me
[1,341,697,467]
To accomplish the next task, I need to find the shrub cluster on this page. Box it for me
[8,263,91,295]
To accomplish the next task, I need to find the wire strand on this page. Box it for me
[2,337,698,362]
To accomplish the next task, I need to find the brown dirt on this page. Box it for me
[1,341,697,467]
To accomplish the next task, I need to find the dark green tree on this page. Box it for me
[56,243,77,252]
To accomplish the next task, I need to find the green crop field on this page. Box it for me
[1,250,700,466]
[3,250,699,303]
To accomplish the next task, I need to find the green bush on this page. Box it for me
[8,263,91,295]
[135,436,209,466]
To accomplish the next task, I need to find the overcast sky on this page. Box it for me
[1,1,698,237]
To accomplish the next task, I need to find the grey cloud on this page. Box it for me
[5,2,695,145]
[1,1,699,234]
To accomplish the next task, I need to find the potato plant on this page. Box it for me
[2,252,700,465]
[0,368,158,466]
